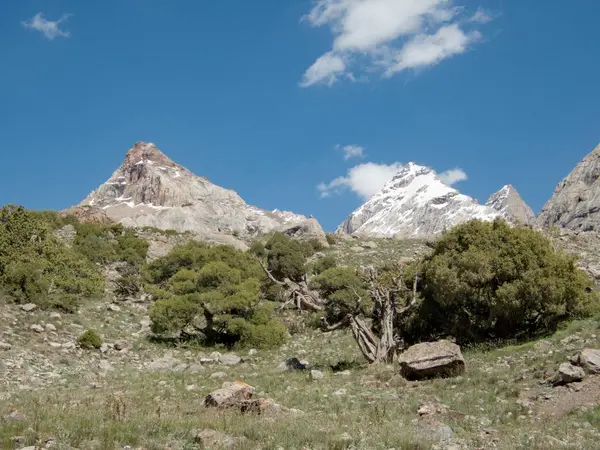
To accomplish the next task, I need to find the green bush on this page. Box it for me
[0,205,103,310]
[403,219,599,344]
[77,330,102,349]
[310,266,370,325]
[311,255,337,275]
[147,242,286,349]
[325,234,337,246]
[265,232,314,282]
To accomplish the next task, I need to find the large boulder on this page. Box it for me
[575,348,600,374]
[283,218,329,248]
[398,340,465,380]
[204,381,254,408]
[552,362,585,385]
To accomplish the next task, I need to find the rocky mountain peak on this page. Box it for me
[76,141,326,248]
[486,184,535,225]
[122,141,179,170]
[538,143,600,231]
[337,162,501,238]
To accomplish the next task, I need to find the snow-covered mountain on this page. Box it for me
[336,163,502,238]
[485,185,535,226]
[76,141,326,247]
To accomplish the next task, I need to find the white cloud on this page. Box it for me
[337,144,365,160]
[300,51,347,87]
[470,8,493,24]
[318,161,468,199]
[318,162,404,199]
[385,24,480,75]
[439,168,467,185]
[22,13,71,40]
[301,0,493,87]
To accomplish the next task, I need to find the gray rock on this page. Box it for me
[113,340,129,351]
[194,429,246,448]
[54,224,77,247]
[107,303,121,312]
[204,381,254,408]
[218,353,241,366]
[210,371,227,379]
[100,343,110,354]
[538,143,600,231]
[30,324,44,333]
[417,418,454,443]
[310,370,324,381]
[552,362,585,385]
[283,218,330,248]
[44,323,57,332]
[575,348,600,374]
[98,360,114,373]
[361,240,378,249]
[398,340,465,380]
[49,312,62,320]
[20,303,37,312]
[0,342,11,350]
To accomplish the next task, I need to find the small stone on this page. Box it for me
[100,343,110,353]
[3,410,26,421]
[335,370,352,377]
[310,370,324,381]
[188,364,203,373]
[210,371,227,379]
[333,389,347,396]
[107,304,121,312]
[45,323,57,332]
[49,342,62,348]
[219,354,241,366]
[0,342,11,350]
[194,429,245,448]
[331,432,353,447]
[30,324,44,333]
[62,342,76,350]
[248,349,258,356]
[98,360,114,372]
[575,348,600,374]
[20,303,37,312]
[49,312,62,320]
[185,384,197,391]
[113,340,129,351]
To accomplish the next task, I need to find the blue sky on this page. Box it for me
[1,0,599,231]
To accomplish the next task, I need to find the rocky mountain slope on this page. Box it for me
[336,163,501,238]
[76,142,326,247]
[485,184,535,225]
[538,143,600,231]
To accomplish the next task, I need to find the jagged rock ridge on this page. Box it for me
[78,142,326,247]
[538,143,600,232]
[336,163,502,238]
[485,185,535,226]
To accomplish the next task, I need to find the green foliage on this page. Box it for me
[404,219,599,344]
[311,255,337,275]
[311,267,370,325]
[0,205,103,310]
[147,242,286,348]
[73,222,148,268]
[249,240,267,258]
[265,232,314,282]
[77,330,102,349]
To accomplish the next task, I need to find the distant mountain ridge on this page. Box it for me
[75,141,326,248]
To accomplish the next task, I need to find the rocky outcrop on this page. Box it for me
[486,185,535,226]
[398,340,465,380]
[336,163,501,238]
[74,142,325,248]
[538,143,600,231]
[283,217,329,248]
[60,205,112,224]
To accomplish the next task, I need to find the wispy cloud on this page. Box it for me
[22,13,72,40]
[439,168,468,185]
[300,0,493,87]
[337,144,365,160]
[318,161,468,199]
